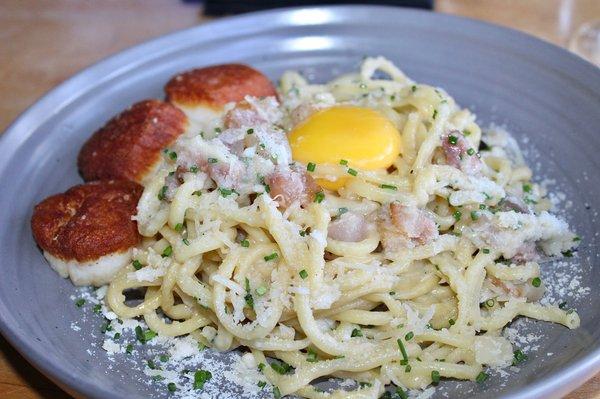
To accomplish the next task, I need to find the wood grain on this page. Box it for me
[0,0,598,398]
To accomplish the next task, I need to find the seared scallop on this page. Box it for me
[164,64,277,122]
[31,180,142,286]
[78,99,188,184]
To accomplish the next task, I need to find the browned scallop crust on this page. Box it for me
[165,64,277,109]
[78,100,187,183]
[31,180,142,262]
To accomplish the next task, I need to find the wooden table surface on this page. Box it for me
[0,1,598,398]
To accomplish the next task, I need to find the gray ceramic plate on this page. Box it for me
[0,5,598,399]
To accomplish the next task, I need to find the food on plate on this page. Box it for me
[78,100,188,184]
[31,59,581,398]
[165,63,277,122]
[31,180,142,286]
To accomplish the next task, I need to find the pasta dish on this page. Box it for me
[31,57,580,398]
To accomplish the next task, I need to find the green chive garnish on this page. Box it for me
[270,360,293,375]
[476,372,488,383]
[193,370,212,390]
[132,260,143,270]
[448,135,458,145]
[397,338,408,363]
[347,168,358,176]
[471,211,479,221]
[513,349,528,365]
[299,269,308,279]
[351,328,363,337]
[75,299,85,308]
[158,186,168,201]
[255,286,267,296]
[467,148,475,156]
[306,348,318,362]
[240,239,250,248]
[405,332,414,341]
[161,245,173,257]
[431,370,440,385]
[531,277,541,287]
[482,248,490,254]
[167,382,176,392]
[339,159,348,165]
[453,210,462,221]
[307,162,316,172]
[380,184,398,190]
[314,191,325,203]
[264,253,278,262]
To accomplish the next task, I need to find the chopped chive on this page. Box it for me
[562,250,573,257]
[192,190,202,196]
[405,364,412,373]
[132,260,143,270]
[306,162,316,172]
[218,187,236,197]
[168,151,177,161]
[359,382,372,388]
[214,127,222,133]
[338,207,348,216]
[158,186,168,201]
[314,191,325,203]
[559,301,568,309]
[448,318,455,325]
[462,129,472,136]
[380,184,398,190]
[135,325,157,344]
[299,229,307,237]
[167,382,177,392]
[160,354,169,362]
[273,386,282,399]
[432,109,438,120]
[299,269,308,279]
[524,197,538,205]
[470,211,479,221]
[113,332,121,339]
[396,338,408,362]
[573,236,581,242]
[531,277,541,287]
[339,159,348,165]
[448,135,458,145]
[147,359,158,370]
[125,344,133,354]
[174,223,184,232]
[467,148,476,156]
[93,304,102,314]
[431,370,440,385]
[453,210,462,221]
[351,328,363,337]
[193,370,212,390]
[523,183,532,193]
[396,387,408,399]
[347,168,358,176]
[246,128,254,135]
[257,362,266,372]
[485,299,495,307]
[306,348,318,362]
[482,248,490,254]
[257,381,266,389]
[513,349,528,365]
[264,252,278,262]
[240,239,250,248]
[405,331,414,341]
[476,372,488,383]
[161,245,173,257]
[189,165,199,173]
[479,204,487,210]
[182,238,190,246]
[270,360,293,375]
[255,286,267,296]
[75,298,85,308]
[207,158,218,164]
[411,85,417,93]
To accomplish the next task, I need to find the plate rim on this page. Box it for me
[0,5,598,399]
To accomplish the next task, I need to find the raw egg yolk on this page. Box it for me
[289,106,402,190]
